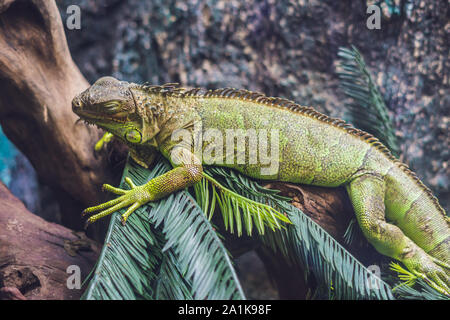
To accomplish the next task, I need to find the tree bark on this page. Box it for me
[0,182,100,300]
[0,0,117,231]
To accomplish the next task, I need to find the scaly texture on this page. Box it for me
[72,76,449,296]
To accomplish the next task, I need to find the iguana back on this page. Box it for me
[184,89,449,269]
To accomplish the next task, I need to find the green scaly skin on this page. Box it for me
[72,76,450,296]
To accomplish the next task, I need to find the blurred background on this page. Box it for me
[0,0,448,299]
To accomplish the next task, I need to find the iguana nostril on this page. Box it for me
[72,98,82,112]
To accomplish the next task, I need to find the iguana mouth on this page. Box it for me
[72,88,136,126]
[75,109,128,124]
[72,96,130,126]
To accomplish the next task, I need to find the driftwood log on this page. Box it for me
[0,0,118,231]
[0,182,100,300]
[0,0,376,299]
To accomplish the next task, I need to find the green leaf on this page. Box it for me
[82,157,245,300]
[337,45,400,157]
[203,166,395,300]
[195,171,290,236]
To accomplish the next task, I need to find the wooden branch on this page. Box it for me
[0,182,100,300]
[263,182,355,243]
[221,182,361,299]
[0,0,115,210]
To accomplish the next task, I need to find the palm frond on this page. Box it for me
[337,46,448,300]
[389,262,418,288]
[153,251,194,300]
[337,45,400,157]
[82,157,245,300]
[343,218,370,249]
[202,166,395,300]
[392,278,449,300]
[194,172,291,236]
[389,262,450,300]
[82,160,160,300]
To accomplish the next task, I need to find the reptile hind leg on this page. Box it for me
[346,173,450,296]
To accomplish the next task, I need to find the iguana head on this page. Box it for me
[72,76,159,145]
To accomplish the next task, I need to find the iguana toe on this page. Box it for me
[406,255,450,296]
[102,183,126,195]
[82,177,153,226]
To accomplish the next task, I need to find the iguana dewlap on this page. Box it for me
[72,76,449,295]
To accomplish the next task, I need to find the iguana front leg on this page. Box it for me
[94,132,114,152]
[347,174,450,296]
[83,147,202,227]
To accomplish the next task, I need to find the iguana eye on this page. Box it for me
[125,129,142,143]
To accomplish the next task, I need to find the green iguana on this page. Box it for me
[72,76,449,296]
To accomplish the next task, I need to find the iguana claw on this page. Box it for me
[82,176,152,228]
[403,250,450,297]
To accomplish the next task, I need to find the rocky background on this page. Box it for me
[0,0,448,299]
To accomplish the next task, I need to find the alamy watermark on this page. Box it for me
[366,264,382,290]
[66,265,81,289]
[65,4,381,31]
[170,122,280,176]
[367,4,381,30]
[66,5,81,30]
